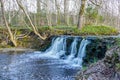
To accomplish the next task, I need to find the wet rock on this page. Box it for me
[76,46,120,80]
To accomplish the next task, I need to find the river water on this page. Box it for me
[0,52,80,80]
[0,36,92,80]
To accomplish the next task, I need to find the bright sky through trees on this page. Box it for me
[3,0,120,15]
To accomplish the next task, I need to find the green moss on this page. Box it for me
[82,66,88,71]
[116,63,120,70]
[115,38,120,46]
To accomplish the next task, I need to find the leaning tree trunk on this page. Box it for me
[16,0,46,40]
[0,0,17,47]
[77,0,86,29]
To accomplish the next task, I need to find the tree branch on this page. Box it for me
[89,0,102,6]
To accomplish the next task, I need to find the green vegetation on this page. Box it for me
[82,66,88,71]
[51,25,119,35]
[115,38,120,47]
[0,25,118,36]
[0,25,118,48]
[85,5,103,25]
[79,25,119,35]
[116,63,120,70]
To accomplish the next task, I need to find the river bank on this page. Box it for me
[0,35,120,80]
[76,46,120,80]
[0,25,119,49]
[0,48,34,53]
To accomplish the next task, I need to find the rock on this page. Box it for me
[76,46,120,80]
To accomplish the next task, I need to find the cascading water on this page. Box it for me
[0,36,92,80]
[67,38,78,60]
[45,37,67,58]
[44,36,91,67]
[73,39,91,67]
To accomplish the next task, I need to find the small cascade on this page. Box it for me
[45,37,66,58]
[73,39,91,66]
[43,36,91,67]
[78,39,90,58]
[67,38,78,60]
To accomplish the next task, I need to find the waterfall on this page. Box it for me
[43,36,90,67]
[73,39,90,66]
[67,38,78,60]
[45,37,66,58]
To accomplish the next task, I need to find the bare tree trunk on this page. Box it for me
[118,1,120,29]
[72,15,76,25]
[55,0,60,25]
[8,0,11,25]
[16,0,46,40]
[0,11,3,26]
[0,0,17,46]
[77,0,86,29]
[46,0,52,27]
[64,0,69,26]
[55,0,58,25]
[33,14,37,27]
[37,0,41,26]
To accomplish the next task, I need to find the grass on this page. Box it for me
[0,25,119,36]
[50,25,119,35]
[79,25,119,35]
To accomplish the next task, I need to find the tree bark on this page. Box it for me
[77,0,86,29]
[0,0,17,47]
[37,0,41,26]
[46,0,52,27]
[55,0,61,25]
[8,0,11,25]
[72,15,76,25]
[16,0,46,40]
[64,0,69,26]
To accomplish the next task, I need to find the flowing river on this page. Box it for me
[0,36,94,80]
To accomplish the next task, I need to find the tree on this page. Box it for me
[37,0,41,26]
[0,0,17,46]
[77,0,87,29]
[55,0,61,25]
[46,0,52,27]
[64,0,70,26]
[16,0,46,40]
